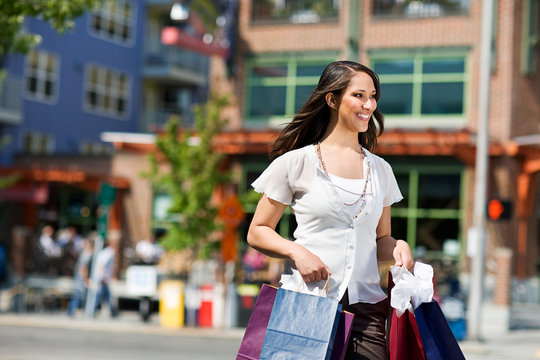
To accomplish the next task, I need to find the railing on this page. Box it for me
[251,0,339,24]
[141,107,195,132]
[145,43,210,77]
[373,0,469,18]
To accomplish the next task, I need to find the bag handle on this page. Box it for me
[295,277,330,296]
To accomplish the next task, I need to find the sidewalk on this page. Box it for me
[1,310,539,359]
[0,311,245,339]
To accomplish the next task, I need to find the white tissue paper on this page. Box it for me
[390,262,434,317]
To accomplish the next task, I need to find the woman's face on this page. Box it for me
[335,71,377,134]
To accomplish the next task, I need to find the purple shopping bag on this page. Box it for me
[329,310,354,360]
[236,284,277,360]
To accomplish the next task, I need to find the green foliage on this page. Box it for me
[0,0,103,55]
[191,0,220,33]
[142,94,230,258]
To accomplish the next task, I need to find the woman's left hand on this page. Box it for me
[393,239,414,270]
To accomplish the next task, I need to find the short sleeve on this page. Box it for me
[379,159,403,207]
[251,153,294,205]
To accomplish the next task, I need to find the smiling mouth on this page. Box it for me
[358,114,371,120]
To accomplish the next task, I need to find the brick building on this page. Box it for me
[196,0,540,305]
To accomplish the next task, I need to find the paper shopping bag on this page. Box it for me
[329,310,354,360]
[236,284,278,360]
[414,300,466,360]
[388,270,426,360]
[389,309,426,360]
[260,287,341,360]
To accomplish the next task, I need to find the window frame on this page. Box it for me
[369,49,470,129]
[521,0,540,74]
[83,63,132,120]
[23,50,60,104]
[88,0,136,46]
[389,159,466,259]
[20,130,55,155]
[244,55,336,127]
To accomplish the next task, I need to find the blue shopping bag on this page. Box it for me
[414,300,466,360]
[260,286,341,360]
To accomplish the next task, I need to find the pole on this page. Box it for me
[467,0,494,342]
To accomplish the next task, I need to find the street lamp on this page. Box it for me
[170,0,189,21]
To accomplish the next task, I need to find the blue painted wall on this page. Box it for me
[1,0,145,165]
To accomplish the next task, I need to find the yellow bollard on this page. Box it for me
[159,280,184,328]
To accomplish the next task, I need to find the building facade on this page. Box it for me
[0,0,215,277]
[200,0,540,304]
[1,0,539,311]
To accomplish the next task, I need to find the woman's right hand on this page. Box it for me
[290,243,330,283]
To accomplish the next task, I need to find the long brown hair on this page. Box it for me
[270,61,384,159]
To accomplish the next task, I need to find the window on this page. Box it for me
[24,50,59,103]
[84,64,131,119]
[90,0,134,44]
[21,131,55,154]
[389,159,464,259]
[372,0,469,18]
[245,58,333,125]
[521,0,540,74]
[80,141,114,155]
[252,0,340,24]
[371,54,468,127]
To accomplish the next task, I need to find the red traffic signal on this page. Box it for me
[488,199,512,221]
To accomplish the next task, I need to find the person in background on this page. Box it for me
[39,225,61,258]
[93,238,118,317]
[247,61,414,359]
[67,236,93,317]
[135,228,165,265]
[58,226,84,276]
[242,246,267,282]
[38,225,61,275]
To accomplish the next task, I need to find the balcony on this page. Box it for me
[144,43,210,86]
[373,0,469,18]
[140,107,195,132]
[251,0,339,25]
[0,76,23,125]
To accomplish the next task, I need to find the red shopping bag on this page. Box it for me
[389,308,426,360]
[388,271,426,360]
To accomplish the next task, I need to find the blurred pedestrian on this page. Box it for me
[67,236,93,317]
[94,238,118,317]
[38,225,61,275]
[242,246,266,282]
[39,225,61,258]
[135,228,165,265]
[58,226,84,276]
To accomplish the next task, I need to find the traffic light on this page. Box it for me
[487,198,512,221]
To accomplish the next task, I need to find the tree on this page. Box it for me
[143,94,230,259]
[0,0,103,56]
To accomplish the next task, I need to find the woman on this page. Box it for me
[247,60,414,359]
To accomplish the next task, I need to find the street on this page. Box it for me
[0,313,242,360]
[0,312,539,360]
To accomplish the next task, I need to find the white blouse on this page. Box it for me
[252,144,403,304]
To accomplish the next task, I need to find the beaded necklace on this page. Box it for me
[316,143,371,218]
